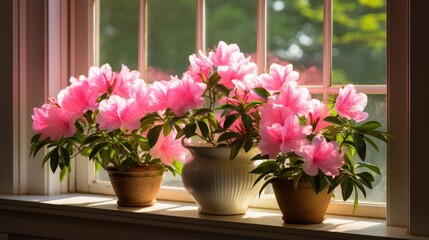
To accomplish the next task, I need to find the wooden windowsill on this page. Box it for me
[0,194,424,240]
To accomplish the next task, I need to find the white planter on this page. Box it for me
[182,146,263,215]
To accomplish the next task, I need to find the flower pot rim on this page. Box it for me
[106,164,165,172]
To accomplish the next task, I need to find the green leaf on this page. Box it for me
[31,134,41,144]
[148,125,163,148]
[172,160,183,175]
[356,162,381,175]
[83,133,103,145]
[30,141,48,158]
[163,123,172,136]
[324,116,344,125]
[350,176,367,198]
[328,174,344,193]
[251,161,279,174]
[353,186,359,213]
[223,114,240,130]
[365,130,389,142]
[250,153,270,161]
[214,84,231,96]
[252,87,270,101]
[363,136,379,152]
[207,71,221,89]
[94,160,102,172]
[89,142,109,160]
[60,167,68,182]
[217,132,239,143]
[197,120,209,139]
[183,123,197,138]
[357,121,382,131]
[258,177,274,197]
[241,114,252,131]
[42,148,55,167]
[193,108,212,116]
[118,157,136,172]
[230,140,245,160]
[352,133,366,161]
[357,172,375,189]
[244,140,253,152]
[60,147,71,168]
[50,147,59,173]
[341,177,353,201]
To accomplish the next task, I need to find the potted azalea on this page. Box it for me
[251,81,390,223]
[149,41,268,215]
[30,64,187,207]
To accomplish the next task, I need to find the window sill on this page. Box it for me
[0,194,421,240]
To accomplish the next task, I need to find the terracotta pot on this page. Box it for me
[181,146,263,215]
[107,165,164,207]
[271,178,333,224]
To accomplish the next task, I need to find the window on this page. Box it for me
[75,0,388,218]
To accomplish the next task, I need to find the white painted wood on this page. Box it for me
[0,194,418,240]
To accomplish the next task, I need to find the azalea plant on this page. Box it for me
[30,64,188,180]
[168,41,272,159]
[251,82,390,210]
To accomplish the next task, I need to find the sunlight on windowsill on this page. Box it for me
[0,194,420,239]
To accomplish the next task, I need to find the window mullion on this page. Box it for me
[196,0,205,52]
[138,0,147,81]
[323,0,332,99]
[256,0,266,74]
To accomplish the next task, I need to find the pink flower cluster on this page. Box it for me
[31,63,207,166]
[258,82,369,177]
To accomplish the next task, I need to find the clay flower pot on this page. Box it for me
[271,178,333,224]
[107,165,164,207]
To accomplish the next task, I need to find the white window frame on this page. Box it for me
[75,0,388,218]
[8,0,423,234]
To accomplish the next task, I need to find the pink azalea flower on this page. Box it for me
[307,99,331,133]
[259,104,294,128]
[88,63,117,94]
[96,95,143,132]
[167,75,206,116]
[112,65,141,97]
[186,50,213,82]
[335,84,368,122]
[258,123,284,158]
[149,130,189,165]
[261,63,299,91]
[129,80,157,114]
[209,41,244,67]
[271,81,311,116]
[151,80,170,112]
[57,76,100,118]
[296,135,344,176]
[279,115,312,153]
[259,115,312,158]
[32,103,76,141]
[217,58,257,88]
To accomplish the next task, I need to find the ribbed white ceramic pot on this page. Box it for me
[182,146,263,215]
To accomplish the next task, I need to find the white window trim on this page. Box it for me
[8,0,426,236]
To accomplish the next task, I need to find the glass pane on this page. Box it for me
[332,0,386,85]
[206,0,257,57]
[268,0,323,85]
[99,0,139,70]
[147,0,196,83]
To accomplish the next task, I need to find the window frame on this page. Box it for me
[78,0,388,218]
[6,0,418,233]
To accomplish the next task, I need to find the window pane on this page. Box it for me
[147,0,196,83]
[332,0,386,85]
[206,0,257,57]
[99,0,139,70]
[268,0,323,85]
